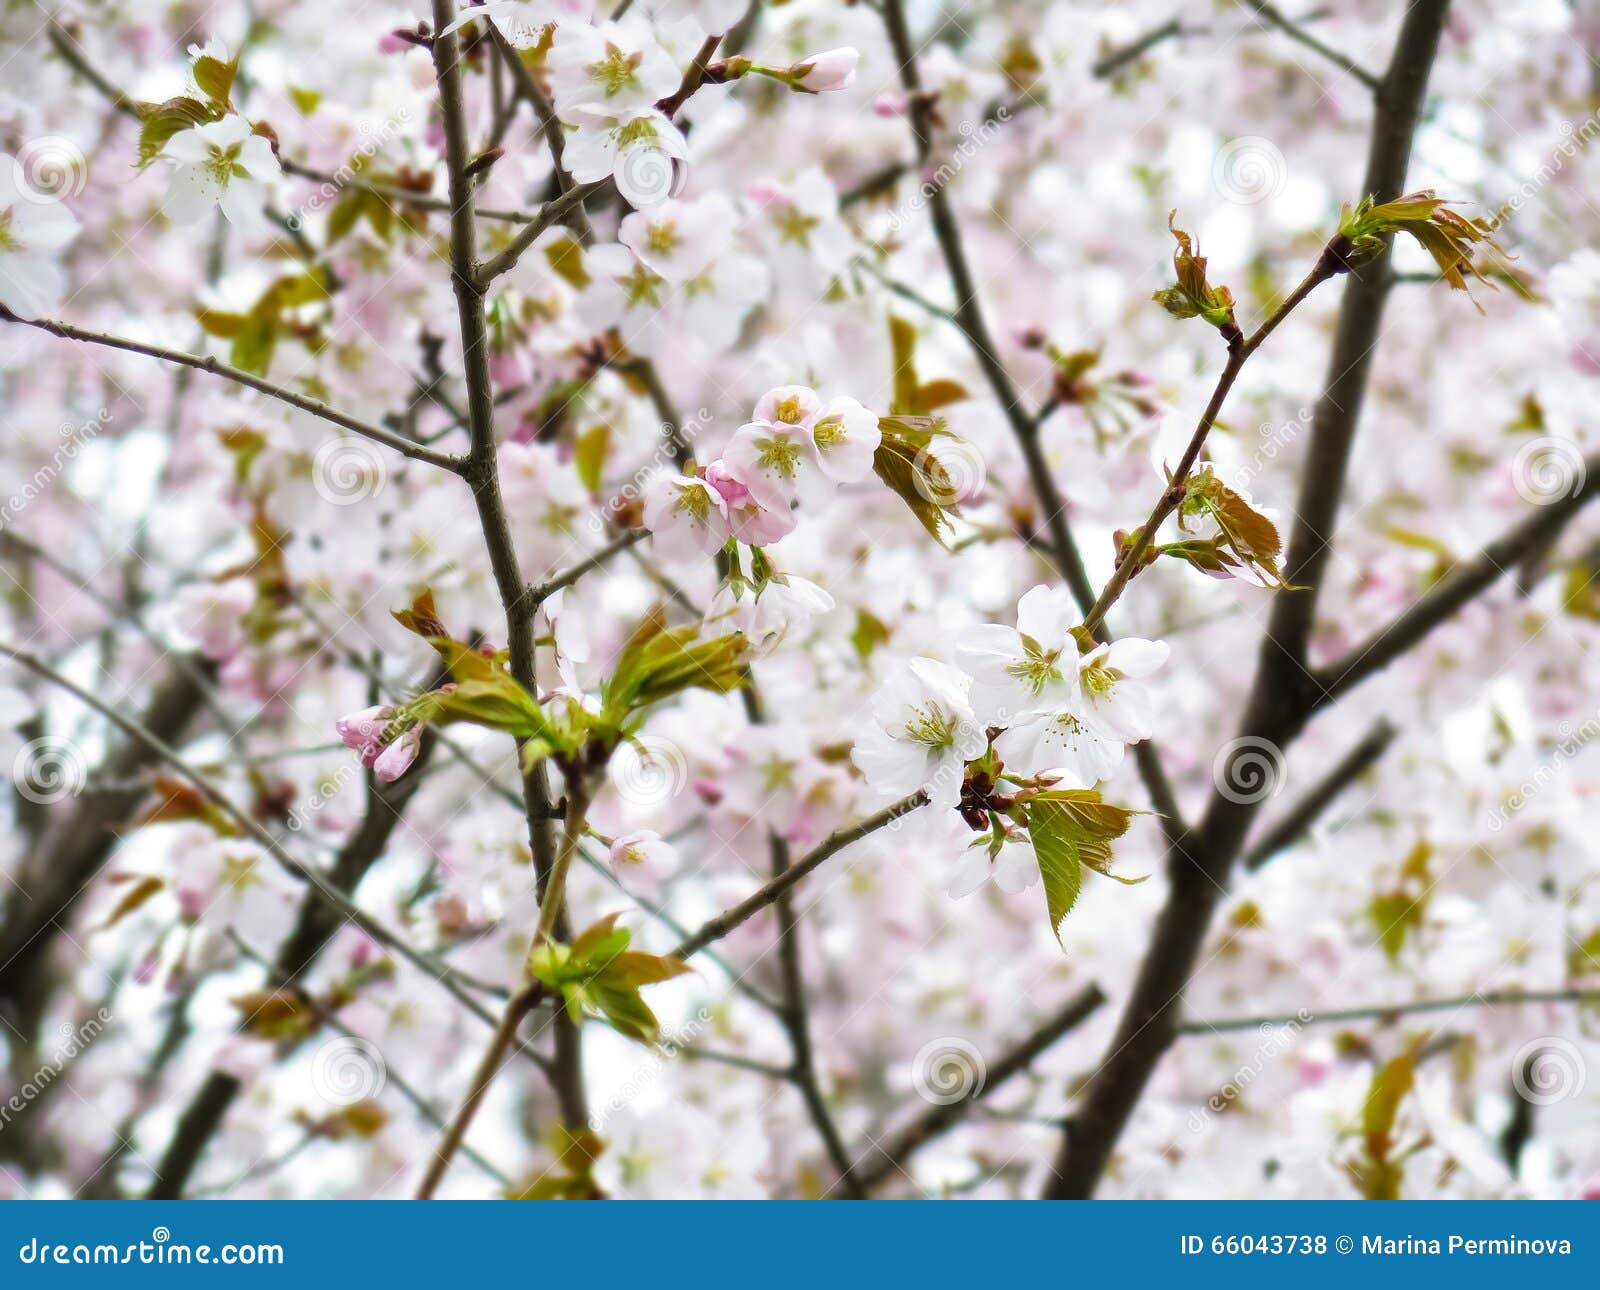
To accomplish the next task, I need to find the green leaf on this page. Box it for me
[872,419,960,542]
[229,313,278,376]
[289,86,323,116]
[573,422,610,493]
[1025,790,1138,945]
[1153,212,1238,336]
[136,95,222,168]
[193,55,239,107]
[96,874,165,931]
[1349,1048,1418,1200]
[527,915,690,1046]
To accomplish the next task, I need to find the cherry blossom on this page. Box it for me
[160,115,281,226]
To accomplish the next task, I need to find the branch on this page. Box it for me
[0,643,500,1033]
[878,0,1186,841]
[1042,0,1453,1200]
[0,310,464,473]
[1245,2,1382,91]
[1180,987,1600,1036]
[767,833,864,1197]
[146,745,441,1199]
[670,793,929,960]
[516,530,647,616]
[853,983,1105,1193]
[279,158,543,225]
[1242,718,1397,870]
[1309,469,1600,709]
[1080,256,1337,637]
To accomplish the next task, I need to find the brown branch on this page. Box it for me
[670,793,929,960]
[144,749,436,1199]
[766,833,864,1197]
[1308,469,1600,709]
[0,643,498,1028]
[1042,0,1454,1200]
[0,311,464,473]
[1245,2,1382,91]
[853,983,1106,1194]
[1180,987,1600,1036]
[1242,718,1398,870]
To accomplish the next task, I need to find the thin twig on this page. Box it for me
[0,310,464,473]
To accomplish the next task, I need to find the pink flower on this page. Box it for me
[336,705,394,766]
[337,704,422,781]
[641,470,731,563]
[372,724,422,782]
[705,460,796,546]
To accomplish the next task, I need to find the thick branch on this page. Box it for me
[1309,471,1600,709]
[1043,0,1453,1200]
[1242,718,1398,870]
[854,983,1105,1193]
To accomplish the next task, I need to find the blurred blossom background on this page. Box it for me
[0,0,1598,1200]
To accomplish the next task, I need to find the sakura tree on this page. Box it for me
[1,0,1598,1201]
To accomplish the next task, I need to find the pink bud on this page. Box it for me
[793,47,858,93]
[372,725,421,782]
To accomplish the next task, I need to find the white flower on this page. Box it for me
[576,241,670,340]
[851,657,986,807]
[957,584,1080,726]
[673,251,769,350]
[548,20,681,121]
[0,156,80,317]
[619,193,735,282]
[609,828,680,895]
[792,48,859,93]
[949,834,1039,899]
[808,395,881,486]
[161,115,280,227]
[1073,637,1168,744]
[721,418,814,509]
[564,108,689,205]
[706,575,833,653]
[999,636,1168,785]
[641,470,729,562]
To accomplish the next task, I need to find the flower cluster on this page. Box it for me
[853,586,1167,902]
[640,383,881,561]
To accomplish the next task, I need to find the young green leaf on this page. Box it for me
[1025,789,1140,945]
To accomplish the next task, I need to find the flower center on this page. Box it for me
[0,210,17,253]
[904,703,957,750]
[589,44,644,96]
[674,482,711,520]
[812,416,844,447]
[773,206,820,246]
[620,262,664,308]
[1081,664,1117,698]
[757,433,802,479]
[1006,650,1062,695]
